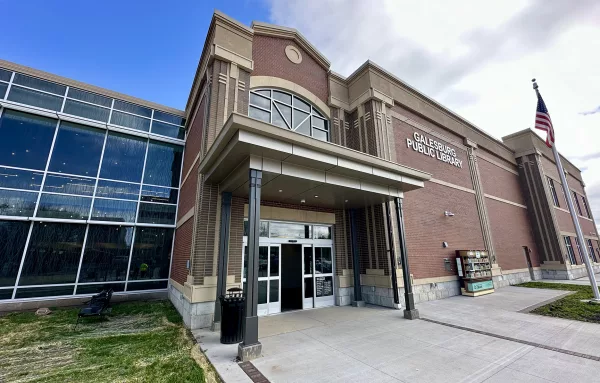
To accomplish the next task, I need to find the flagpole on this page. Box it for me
[532,80,600,300]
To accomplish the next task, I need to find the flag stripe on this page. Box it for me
[534,90,554,148]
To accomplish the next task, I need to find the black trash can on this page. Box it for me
[220,287,245,344]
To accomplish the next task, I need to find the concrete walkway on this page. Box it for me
[194,286,600,382]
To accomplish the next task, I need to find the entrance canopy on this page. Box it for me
[199,113,431,208]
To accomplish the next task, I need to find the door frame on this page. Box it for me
[242,219,334,316]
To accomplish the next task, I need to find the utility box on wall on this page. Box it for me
[455,250,495,297]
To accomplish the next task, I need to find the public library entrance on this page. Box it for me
[242,220,335,316]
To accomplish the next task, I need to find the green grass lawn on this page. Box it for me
[519,282,600,323]
[0,300,212,383]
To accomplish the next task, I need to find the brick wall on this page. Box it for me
[486,198,540,270]
[178,163,198,220]
[171,219,193,285]
[191,181,219,284]
[334,209,349,274]
[252,35,328,104]
[183,95,206,178]
[479,157,525,205]
[403,182,485,279]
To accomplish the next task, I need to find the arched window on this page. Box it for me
[248,89,329,141]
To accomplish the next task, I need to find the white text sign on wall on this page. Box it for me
[406,132,463,168]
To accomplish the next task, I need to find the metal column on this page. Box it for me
[238,169,263,361]
[212,192,232,329]
[349,208,364,306]
[384,201,401,307]
[394,197,419,319]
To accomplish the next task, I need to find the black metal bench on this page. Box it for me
[74,288,113,330]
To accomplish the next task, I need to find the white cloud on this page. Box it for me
[267,0,600,229]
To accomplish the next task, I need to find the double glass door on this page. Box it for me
[303,245,334,309]
[242,242,334,315]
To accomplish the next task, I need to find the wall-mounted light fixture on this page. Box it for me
[444,211,455,217]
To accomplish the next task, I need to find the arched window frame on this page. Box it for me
[248,88,329,142]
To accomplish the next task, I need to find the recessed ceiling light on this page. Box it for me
[278,189,283,192]
[314,195,319,198]
[300,199,306,204]
[345,200,349,203]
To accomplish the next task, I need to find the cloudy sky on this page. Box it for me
[267,0,600,228]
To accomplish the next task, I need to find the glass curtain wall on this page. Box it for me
[0,68,186,140]
[0,105,182,300]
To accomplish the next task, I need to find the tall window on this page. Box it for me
[564,236,576,265]
[548,177,560,207]
[248,89,329,141]
[574,237,585,264]
[587,239,598,263]
[573,191,583,216]
[582,196,591,218]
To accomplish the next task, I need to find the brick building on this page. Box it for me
[0,11,598,356]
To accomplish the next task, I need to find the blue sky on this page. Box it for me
[0,0,268,110]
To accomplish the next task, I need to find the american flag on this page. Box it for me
[534,89,555,148]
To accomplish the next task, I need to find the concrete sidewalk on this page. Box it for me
[194,286,600,382]
[542,272,600,286]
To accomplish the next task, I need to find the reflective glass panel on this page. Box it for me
[0,189,37,216]
[113,100,152,117]
[270,247,279,277]
[48,122,105,176]
[0,167,43,191]
[295,116,311,136]
[0,220,30,286]
[0,82,7,99]
[303,247,313,275]
[143,141,183,187]
[304,277,314,298]
[313,226,331,239]
[36,194,91,220]
[79,225,134,282]
[0,110,57,170]
[63,99,110,122]
[242,220,269,237]
[7,86,63,111]
[43,174,95,196]
[293,109,309,129]
[255,90,270,97]
[67,88,112,107]
[273,91,292,104]
[250,93,270,109]
[76,283,125,295]
[126,280,168,291]
[128,227,174,280]
[137,203,176,225]
[249,106,270,123]
[269,222,311,239]
[258,280,267,304]
[100,132,147,182]
[0,289,13,300]
[270,280,279,303]
[91,198,137,222]
[15,286,75,298]
[13,74,66,95]
[293,97,310,112]
[272,103,290,129]
[315,247,332,274]
[110,111,150,132]
[153,111,185,126]
[258,246,268,278]
[19,222,86,285]
[95,180,140,200]
[313,117,326,130]
[141,185,178,204]
[0,69,11,82]
[151,120,185,139]
[312,128,328,141]
[316,276,333,297]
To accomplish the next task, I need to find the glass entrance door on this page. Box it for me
[243,244,281,316]
[302,245,334,309]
